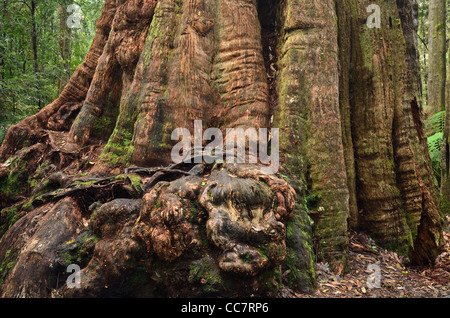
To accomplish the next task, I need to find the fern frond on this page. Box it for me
[427,131,443,185]
[428,132,444,154]
[425,111,445,137]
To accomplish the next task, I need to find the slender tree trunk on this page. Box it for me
[0,1,6,118]
[30,0,38,74]
[58,2,72,94]
[427,0,446,116]
[30,0,41,109]
[0,0,5,82]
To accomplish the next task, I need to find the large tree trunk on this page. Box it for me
[0,0,444,297]
[273,0,349,273]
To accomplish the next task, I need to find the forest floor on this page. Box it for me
[281,215,450,298]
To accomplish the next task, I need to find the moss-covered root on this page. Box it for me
[283,202,316,292]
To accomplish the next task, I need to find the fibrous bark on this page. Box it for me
[273,0,349,272]
[335,0,444,264]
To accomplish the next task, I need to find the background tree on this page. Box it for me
[427,0,446,116]
[440,0,450,217]
[0,0,103,142]
[58,0,72,93]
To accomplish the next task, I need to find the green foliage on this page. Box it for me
[426,111,445,185]
[0,248,17,286]
[305,192,322,210]
[0,0,104,144]
[0,73,49,142]
[426,110,445,136]
[0,206,20,238]
[428,132,443,183]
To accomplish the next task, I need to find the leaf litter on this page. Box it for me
[280,215,450,298]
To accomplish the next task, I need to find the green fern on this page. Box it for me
[426,111,445,137]
[426,111,445,185]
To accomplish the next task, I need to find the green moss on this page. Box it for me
[188,199,200,219]
[73,180,98,187]
[282,201,316,292]
[21,198,34,211]
[92,104,120,139]
[239,253,252,264]
[0,171,63,237]
[101,128,135,166]
[257,244,269,261]
[127,174,143,192]
[0,154,54,204]
[0,166,22,200]
[0,206,20,238]
[305,192,322,210]
[0,248,17,286]
[207,188,214,201]
[27,162,52,194]
[59,231,99,268]
[382,236,412,259]
[153,198,161,210]
[439,195,450,216]
[188,257,224,293]
[273,266,281,284]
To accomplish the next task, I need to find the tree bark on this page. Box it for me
[336,0,443,264]
[427,0,446,116]
[440,29,450,220]
[30,0,38,74]
[274,0,349,272]
[0,0,444,297]
[58,2,72,94]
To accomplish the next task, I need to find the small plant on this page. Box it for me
[426,111,445,185]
